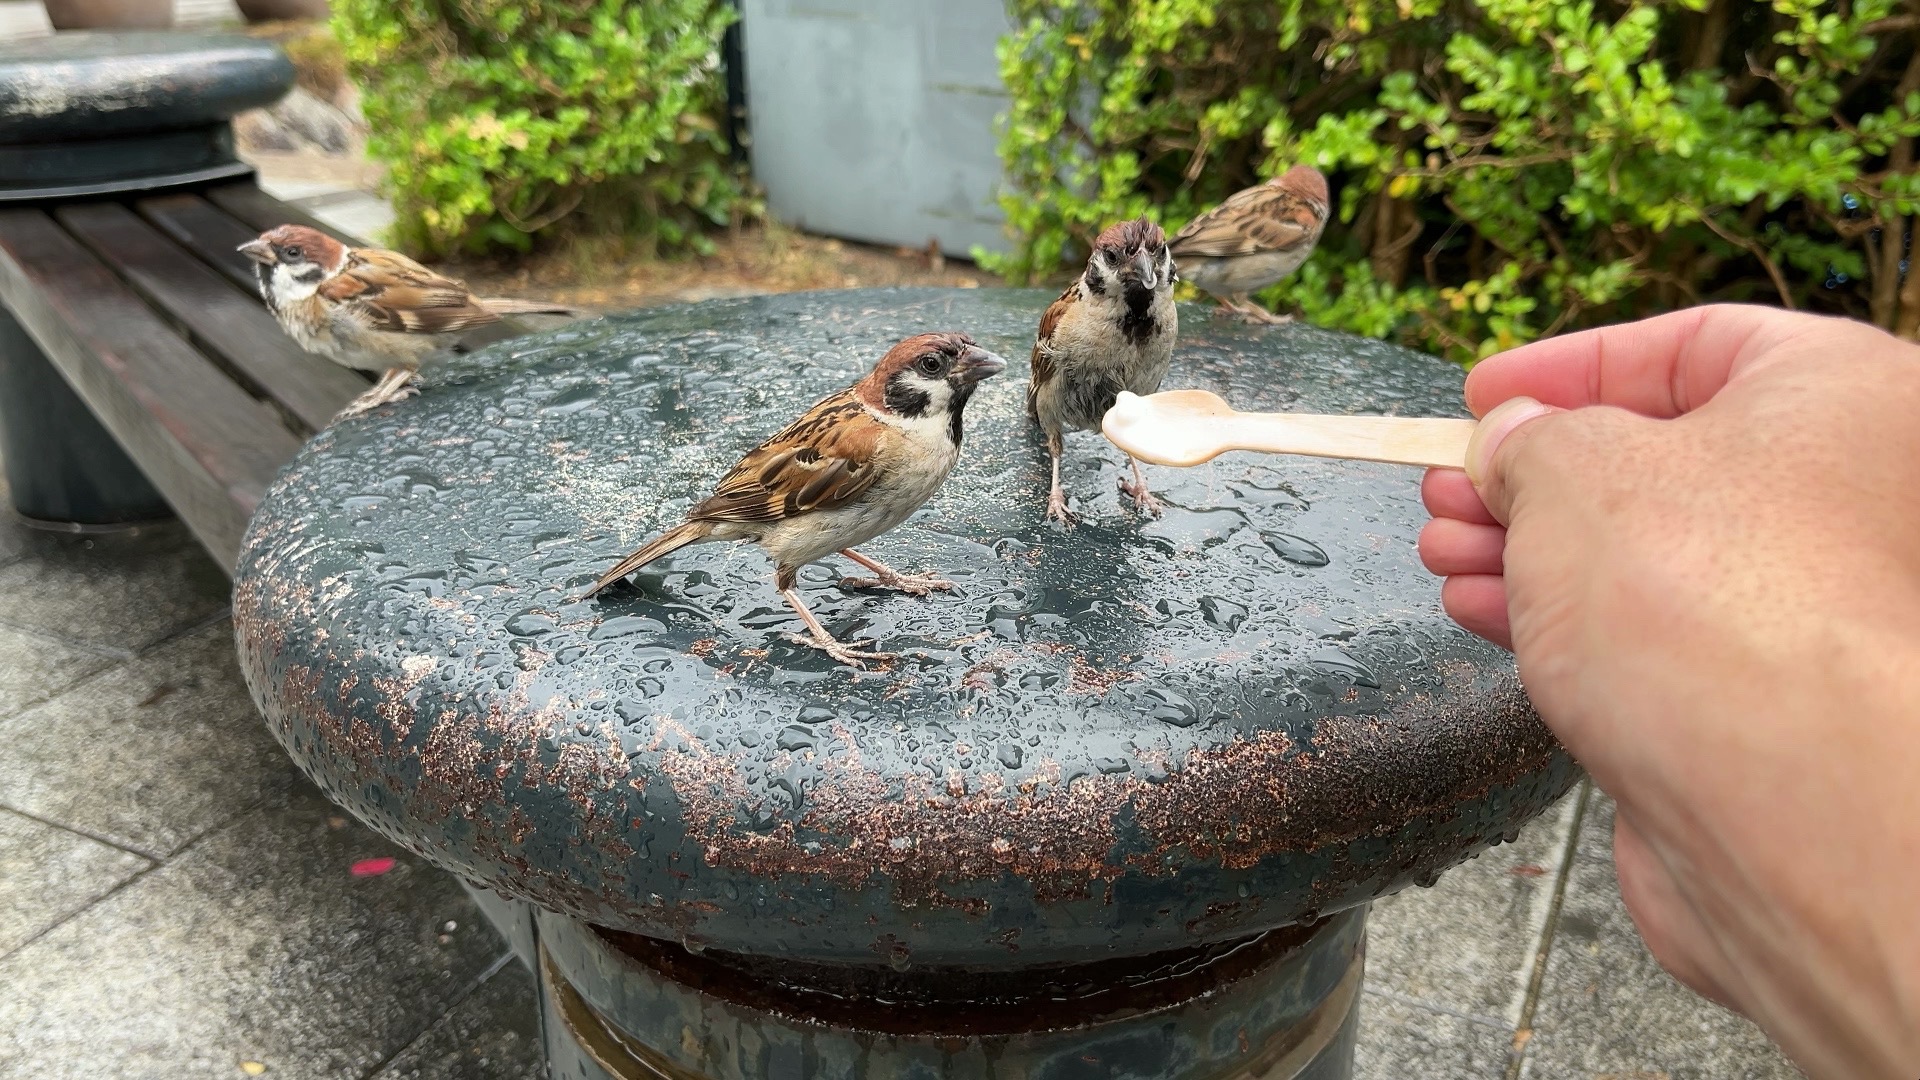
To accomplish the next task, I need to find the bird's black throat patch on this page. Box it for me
[945,380,981,445]
[1120,283,1161,345]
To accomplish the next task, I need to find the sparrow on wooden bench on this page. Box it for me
[582,332,1006,669]
[1169,164,1330,325]
[1027,217,1178,523]
[239,225,574,421]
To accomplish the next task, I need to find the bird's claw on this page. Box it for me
[1119,477,1164,516]
[333,382,419,421]
[783,632,897,670]
[1235,303,1292,325]
[1045,489,1077,526]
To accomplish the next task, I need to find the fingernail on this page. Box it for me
[1466,397,1556,487]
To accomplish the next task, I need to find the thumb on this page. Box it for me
[1465,397,1561,525]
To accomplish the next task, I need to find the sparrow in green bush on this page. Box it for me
[1169,165,1329,325]
[240,225,575,421]
[582,332,1006,669]
[1027,217,1178,523]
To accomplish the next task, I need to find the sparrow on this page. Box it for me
[1027,217,1178,523]
[1168,164,1330,325]
[581,332,1006,669]
[238,225,574,420]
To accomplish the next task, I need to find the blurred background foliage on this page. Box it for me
[332,0,755,257]
[987,0,1920,361]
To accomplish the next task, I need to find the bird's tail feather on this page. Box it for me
[581,521,712,598]
[478,296,580,317]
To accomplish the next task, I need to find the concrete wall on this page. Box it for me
[738,0,1013,256]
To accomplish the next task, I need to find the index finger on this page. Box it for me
[1463,304,1835,419]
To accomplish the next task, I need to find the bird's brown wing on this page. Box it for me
[320,248,503,335]
[1026,284,1076,420]
[1169,185,1318,258]
[689,392,888,524]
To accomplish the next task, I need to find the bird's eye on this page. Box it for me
[915,354,948,377]
[282,245,303,260]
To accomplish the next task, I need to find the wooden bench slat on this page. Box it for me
[135,190,279,293]
[0,208,303,569]
[61,201,365,434]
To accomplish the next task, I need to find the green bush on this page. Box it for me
[332,0,752,256]
[988,0,1920,361]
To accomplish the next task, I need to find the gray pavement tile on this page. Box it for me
[0,621,290,858]
[1365,788,1581,1026]
[1355,991,1513,1080]
[0,781,506,1080]
[0,520,228,656]
[1518,794,1804,1080]
[0,624,116,720]
[370,958,543,1080]
[0,808,150,958]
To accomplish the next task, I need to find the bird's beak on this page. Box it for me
[237,239,275,265]
[955,345,1007,384]
[1132,248,1158,290]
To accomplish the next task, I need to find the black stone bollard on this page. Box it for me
[0,32,291,201]
[234,288,1580,1079]
[0,304,169,527]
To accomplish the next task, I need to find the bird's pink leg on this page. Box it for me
[334,367,419,420]
[780,587,896,668]
[839,549,952,595]
[1118,455,1164,515]
[1045,429,1075,525]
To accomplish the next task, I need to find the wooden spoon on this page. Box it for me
[1101,389,1475,469]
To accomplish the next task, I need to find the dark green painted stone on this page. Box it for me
[0,32,292,141]
[234,287,1578,968]
[0,31,291,198]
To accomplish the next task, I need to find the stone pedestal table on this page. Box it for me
[234,288,1579,1079]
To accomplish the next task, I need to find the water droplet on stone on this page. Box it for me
[1264,532,1330,567]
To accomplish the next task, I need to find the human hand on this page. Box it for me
[1419,305,1920,1080]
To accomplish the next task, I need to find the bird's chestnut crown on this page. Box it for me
[238,224,346,272]
[1273,164,1331,207]
[1088,217,1175,293]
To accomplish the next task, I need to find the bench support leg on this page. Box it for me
[0,301,171,529]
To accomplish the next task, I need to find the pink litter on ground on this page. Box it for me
[349,857,396,878]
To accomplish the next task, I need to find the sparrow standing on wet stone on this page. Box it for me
[239,225,574,421]
[1027,217,1178,523]
[582,332,1006,669]
[1169,164,1330,325]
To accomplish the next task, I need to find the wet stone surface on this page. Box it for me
[235,287,1580,967]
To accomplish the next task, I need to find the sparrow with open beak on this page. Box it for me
[582,332,1006,669]
[239,225,574,420]
[1027,217,1178,523]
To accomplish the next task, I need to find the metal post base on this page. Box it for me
[525,905,1364,1080]
[0,302,170,529]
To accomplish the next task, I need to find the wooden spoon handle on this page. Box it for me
[1215,413,1477,469]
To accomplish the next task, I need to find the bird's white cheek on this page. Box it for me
[275,266,321,301]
